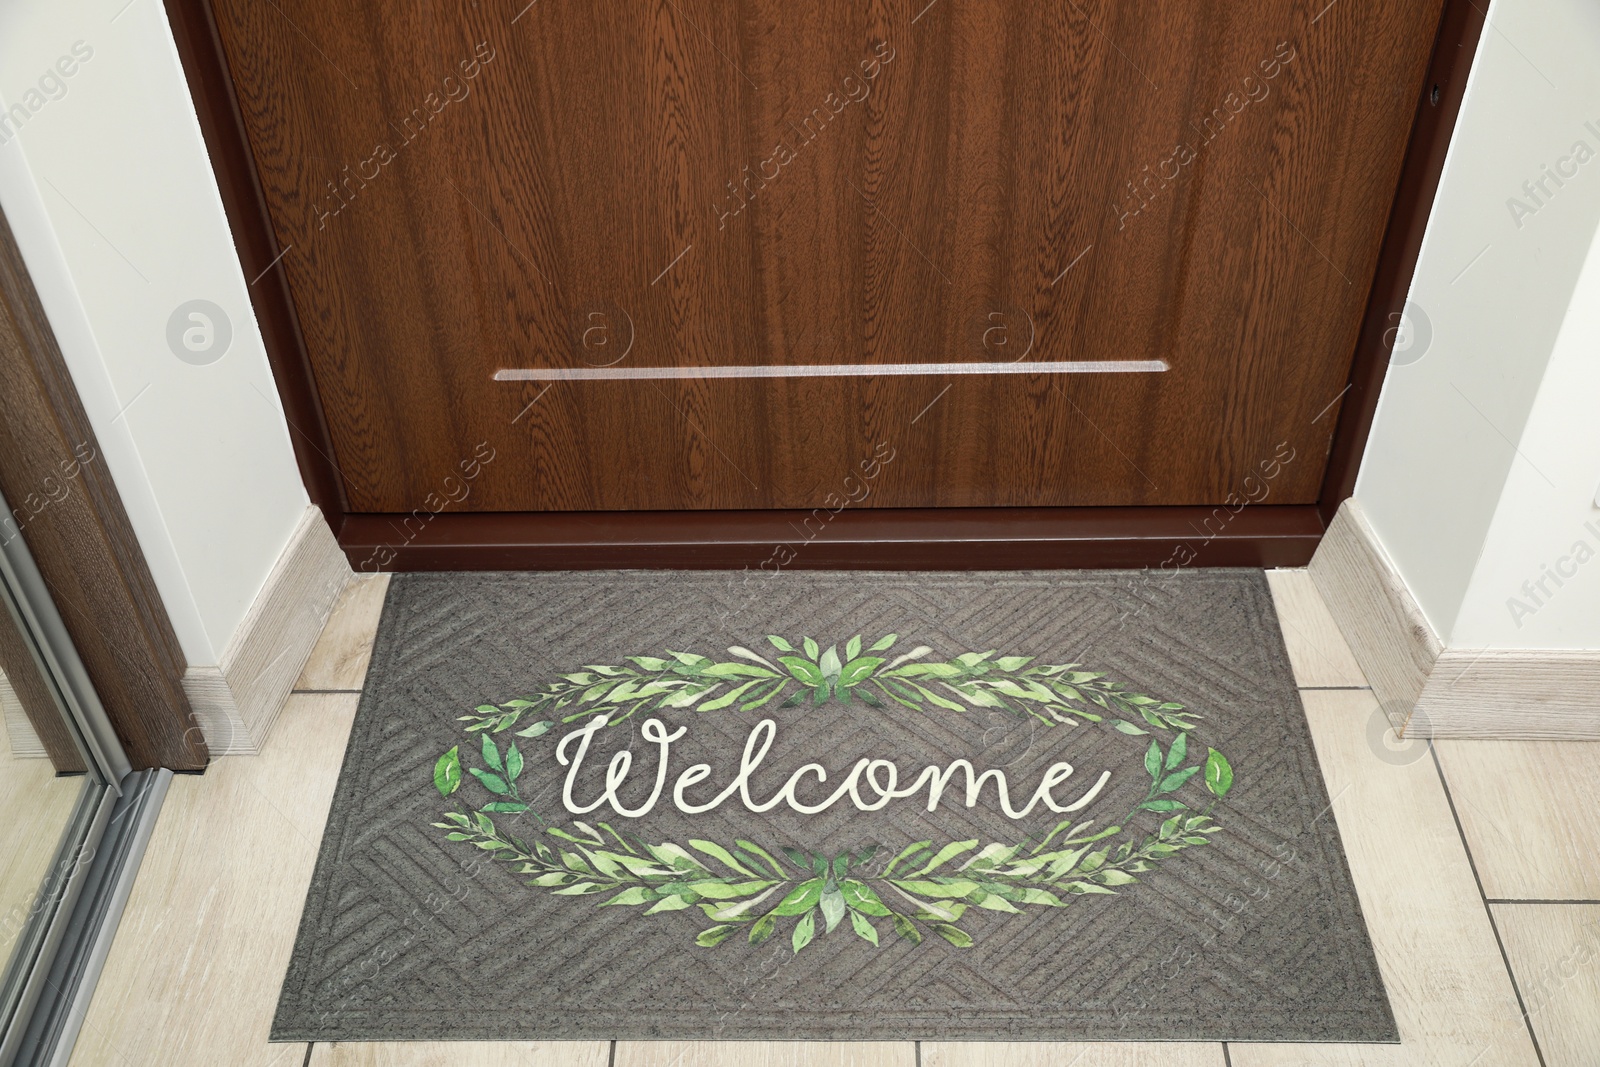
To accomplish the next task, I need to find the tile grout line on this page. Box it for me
[1429,742,1549,1067]
[301,1043,314,1067]
[293,687,364,694]
[608,1039,616,1067]
[1487,898,1600,905]
[915,1039,922,1067]
[1222,1040,1233,1066]
[1298,684,1372,691]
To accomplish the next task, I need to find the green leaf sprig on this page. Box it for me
[456,635,1202,736]
[434,734,534,815]
[427,815,1220,954]
[1127,733,1234,822]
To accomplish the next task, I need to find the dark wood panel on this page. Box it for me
[0,205,206,772]
[339,504,1324,571]
[210,0,1444,512]
[174,0,1481,570]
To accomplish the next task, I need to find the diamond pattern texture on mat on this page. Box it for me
[272,569,1396,1042]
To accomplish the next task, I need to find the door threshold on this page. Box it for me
[336,504,1325,571]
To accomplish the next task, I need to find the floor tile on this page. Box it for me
[59,582,1577,1064]
[296,573,390,692]
[1491,903,1600,1067]
[614,1043,914,1067]
[1264,569,1368,689]
[311,1042,609,1066]
[1435,739,1600,900]
[67,693,358,1067]
[923,1043,1224,1066]
[1228,690,1538,1067]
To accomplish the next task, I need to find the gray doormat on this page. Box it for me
[273,569,1396,1043]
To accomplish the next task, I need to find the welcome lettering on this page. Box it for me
[555,716,1111,820]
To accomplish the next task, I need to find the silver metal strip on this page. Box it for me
[18,770,171,1067]
[494,360,1168,382]
[0,488,137,1067]
[0,782,106,1067]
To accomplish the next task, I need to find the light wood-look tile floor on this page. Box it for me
[295,573,391,693]
[66,569,1597,1066]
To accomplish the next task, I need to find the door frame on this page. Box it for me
[0,203,206,770]
[165,0,1486,571]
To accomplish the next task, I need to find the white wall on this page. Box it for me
[0,0,309,665]
[1356,0,1600,648]
[1453,220,1600,648]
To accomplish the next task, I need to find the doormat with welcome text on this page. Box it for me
[272,569,1396,1042]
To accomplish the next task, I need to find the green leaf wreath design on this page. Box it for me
[432,635,1236,953]
[432,810,1224,952]
[455,633,1202,738]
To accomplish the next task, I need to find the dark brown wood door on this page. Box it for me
[211,0,1442,513]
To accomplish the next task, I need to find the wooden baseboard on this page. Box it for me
[182,507,349,756]
[1416,650,1600,739]
[1311,499,1600,739]
[338,504,1327,571]
[1309,499,1441,728]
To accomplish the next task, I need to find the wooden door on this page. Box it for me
[207,0,1444,515]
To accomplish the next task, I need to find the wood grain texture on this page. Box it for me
[1308,500,1440,730]
[183,506,351,755]
[1436,740,1600,901]
[1309,502,1600,739]
[209,0,1444,513]
[924,1043,1225,1067]
[311,1043,608,1067]
[614,1043,914,1067]
[66,693,356,1067]
[1228,690,1538,1067]
[1264,567,1368,689]
[0,203,205,770]
[295,572,390,692]
[1416,650,1600,739]
[1491,904,1600,1067]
